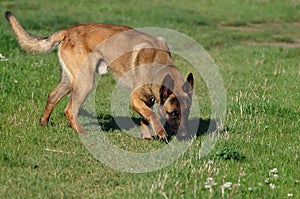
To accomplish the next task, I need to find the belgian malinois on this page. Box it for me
[5,11,194,140]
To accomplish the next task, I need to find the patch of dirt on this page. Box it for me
[291,21,300,27]
[218,21,300,32]
[218,21,300,48]
[243,39,300,48]
[217,24,260,32]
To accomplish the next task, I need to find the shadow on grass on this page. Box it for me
[95,113,219,138]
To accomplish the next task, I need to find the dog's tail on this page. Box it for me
[5,11,66,53]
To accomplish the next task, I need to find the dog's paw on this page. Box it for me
[141,125,153,140]
[39,117,49,126]
[76,125,87,134]
[143,136,153,140]
[156,129,168,142]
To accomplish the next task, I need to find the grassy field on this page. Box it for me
[1,0,300,198]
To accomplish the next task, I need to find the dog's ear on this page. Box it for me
[182,73,194,97]
[160,74,174,104]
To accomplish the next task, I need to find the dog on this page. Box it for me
[5,11,194,140]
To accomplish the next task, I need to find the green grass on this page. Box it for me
[1,0,300,198]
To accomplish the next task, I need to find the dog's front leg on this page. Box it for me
[140,119,152,140]
[130,91,167,140]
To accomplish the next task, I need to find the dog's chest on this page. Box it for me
[137,85,156,107]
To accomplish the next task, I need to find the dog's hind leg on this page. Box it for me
[64,67,95,133]
[40,72,71,126]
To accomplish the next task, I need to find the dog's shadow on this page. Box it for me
[95,113,219,137]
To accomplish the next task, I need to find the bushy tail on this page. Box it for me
[5,11,66,53]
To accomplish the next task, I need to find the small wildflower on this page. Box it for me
[223,182,232,188]
[0,53,8,61]
[204,184,211,189]
[207,177,214,182]
[14,79,18,83]
[270,168,278,173]
[265,178,270,184]
[288,193,293,197]
[240,170,246,176]
[269,183,276,189]
[207,160,214,165]
[273,174,278,180]
[204,177,217,191]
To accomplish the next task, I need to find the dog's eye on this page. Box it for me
[167,110,177,116]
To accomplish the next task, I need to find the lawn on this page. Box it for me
[0,0,299,198]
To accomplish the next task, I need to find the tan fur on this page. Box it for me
[6,11,194,140]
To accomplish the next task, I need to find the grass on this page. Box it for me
[1,0,300,198]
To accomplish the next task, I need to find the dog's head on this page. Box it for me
[158,73,194,138]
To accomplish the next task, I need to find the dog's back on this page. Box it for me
[6,11,172,82]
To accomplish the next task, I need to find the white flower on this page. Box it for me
[288,193,293,197]
[204,182,217,188]
[240,170,246,176]
[204,184,211,189]
[269,183,276,189]
[207,160,214,165]
[270,168,278,173]
[0,53,8,61]
[223,182,232,188]
[265,178,270,183]
[273,174,278,180]
[207,177,214,182]
[204,177,217,189]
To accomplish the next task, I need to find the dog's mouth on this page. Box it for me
[165,122,180,134]
[165,120,194,141]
